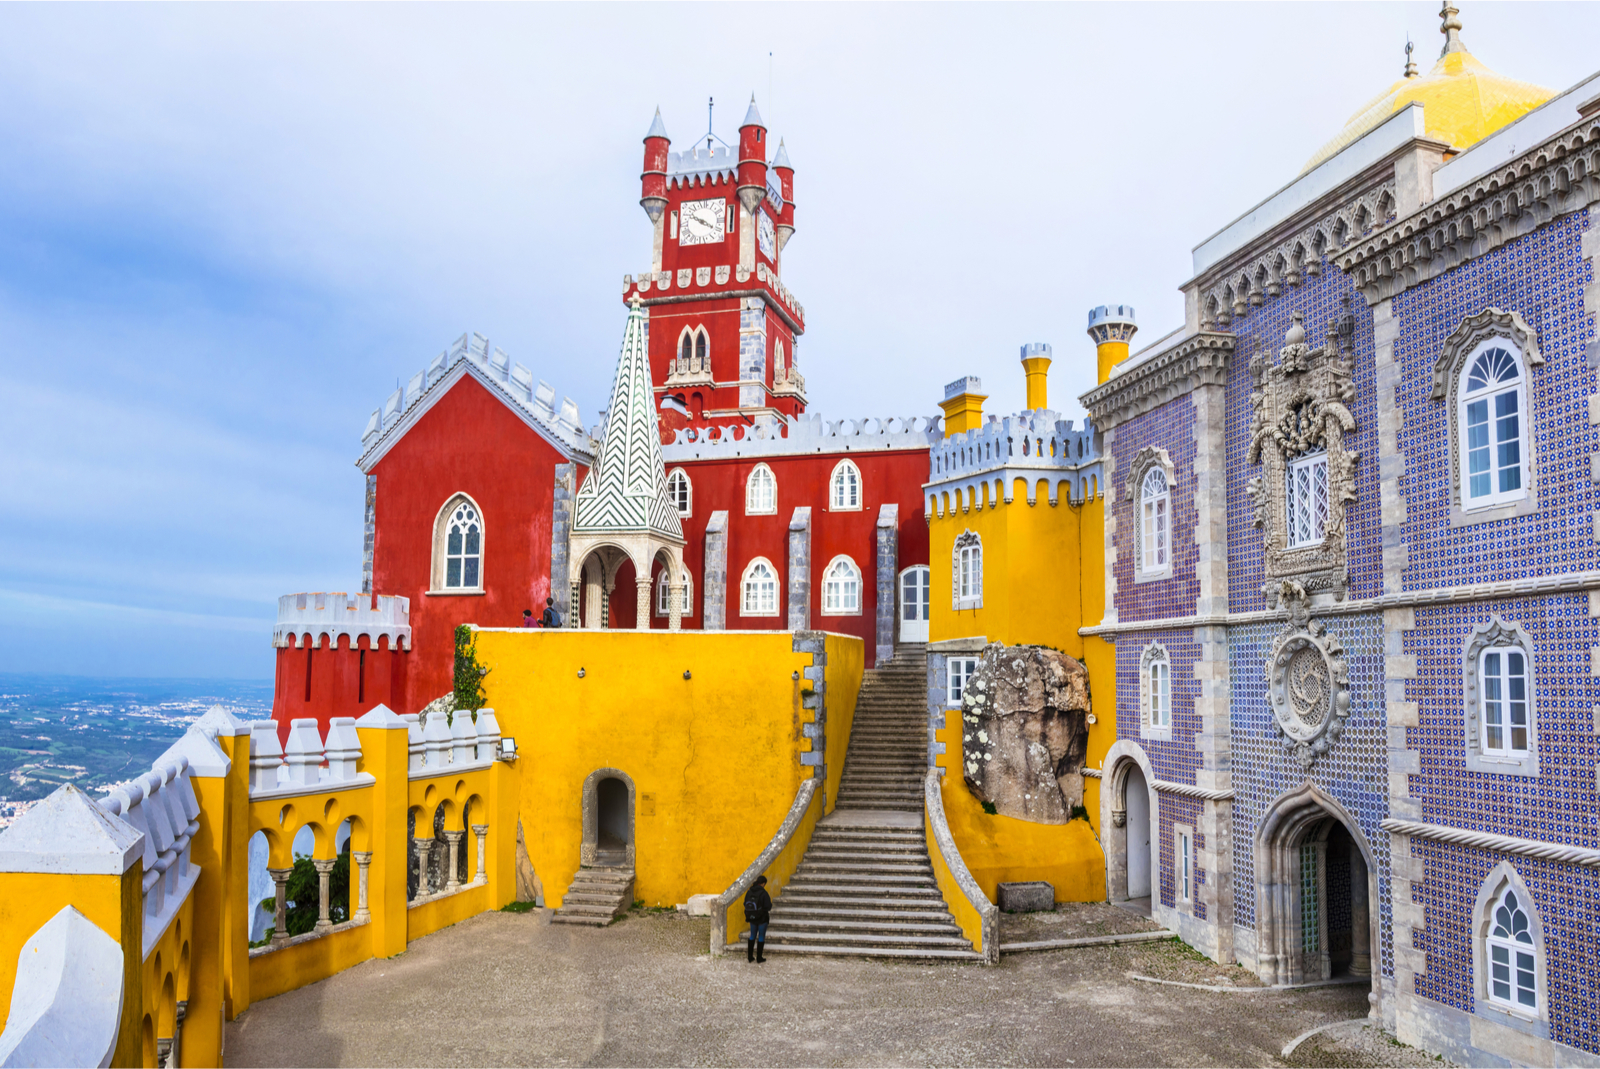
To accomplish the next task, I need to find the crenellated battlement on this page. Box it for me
[665,142,736,186]
[624,260,804,329]
[661,412,942,462]
[925,409,1104,513]
[273,592,411,651]
[358,331,592,468]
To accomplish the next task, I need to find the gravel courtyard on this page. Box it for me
[225,905,1438,1067]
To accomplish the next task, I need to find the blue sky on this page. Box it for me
[2,2,1595,679]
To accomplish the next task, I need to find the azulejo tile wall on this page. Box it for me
[1394,210,1596,591]
[1114,628,1201,784]
[1227,612,1393,980]
[1222,266,1384,610]
[1111,400,1199,624]
[1157,792,1204,916]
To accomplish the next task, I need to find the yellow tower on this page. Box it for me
[1087,304,1138,384]
[938,375,988,437]
[1019,342,1052,410]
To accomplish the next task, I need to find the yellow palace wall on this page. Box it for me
[928,484,1112,903]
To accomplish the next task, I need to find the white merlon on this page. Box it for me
[358,330,592,468]
[662,413,941,461]
[248,718,377,800]
[926,411,1103,514]
[665,142,736,186]
[97,758,203,958]
[0,907,123,1069]
[0,784,142,876]
[273,592,411,651]
[944,376,983,400]
[410,707,499,779]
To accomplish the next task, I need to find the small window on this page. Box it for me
[1479,647,1529,757]
[947,657,978,706]
[1177,829,1193,904]
[669,211,678,239]
[655,568,693,616]
[830,460,862,510]
[1150,659,1169,729]
[1140,467,1169,573]
[741,559,779,616]
[746,464,777,515]
[953,531,982,610]
[1463,617,1538,776]
[821,556,861,615]
[1486,886,1538,1012]
[1285,451,1329,548]
[1461,346,1527,508]
[666,468,692,517]
[1140,643,1172,739]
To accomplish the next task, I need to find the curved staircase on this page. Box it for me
[733,644,982,960]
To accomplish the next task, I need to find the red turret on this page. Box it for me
[735,95,768,216]
[640,107,670,223]
[772,137,795,256]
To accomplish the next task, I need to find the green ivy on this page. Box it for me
[453,624,489,719]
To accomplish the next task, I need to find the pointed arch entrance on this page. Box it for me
[1100,741,1156,912]
[1254,782,1375,1000]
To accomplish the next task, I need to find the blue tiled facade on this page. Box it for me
[1111,400,1200,624]
[1114,627,1201,784]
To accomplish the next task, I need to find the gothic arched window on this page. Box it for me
[1140,643,1172,739]
[1460,344,1528,508]
[953,530,982,611]
[1474,864,1546,1028]
[830,460,862,510]
[1140,467,1170,573]
[433,495,484,592]
[655,567,693,616]
[745,463,777,515]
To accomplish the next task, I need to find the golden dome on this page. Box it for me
[1301,5,1552,174]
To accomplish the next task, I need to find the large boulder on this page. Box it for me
[960,644,1091,824]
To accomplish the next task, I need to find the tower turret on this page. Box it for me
[772,138,795,255]
[640,108,670,223]
[938,376,988,438]
[1019,343,1052,411]
[1087,305,1138,384]
[736,96,769,216]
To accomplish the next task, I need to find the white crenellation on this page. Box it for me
[925,410,1104,516]
[273,592,411,651]
[662,412,942,462]
[98,756,203,958]
[246,718,376,800]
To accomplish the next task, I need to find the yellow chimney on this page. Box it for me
[938,375,988,437]
[1019,342,1052,410]
[1087,304,1138,384]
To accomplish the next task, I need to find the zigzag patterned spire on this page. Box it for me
[573,297,684,541]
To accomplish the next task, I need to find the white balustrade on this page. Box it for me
[475,710,502,763]
[99,756,203,956]
[403,714,424,771]
[246,718,376,799]
[449,714,477,765]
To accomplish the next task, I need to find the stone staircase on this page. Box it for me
[551,863,634,927]
[734,643,982,960]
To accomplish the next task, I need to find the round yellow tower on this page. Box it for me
[1087,305,1138,385]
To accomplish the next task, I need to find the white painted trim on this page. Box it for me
[819,554,863,616]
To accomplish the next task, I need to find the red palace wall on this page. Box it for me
[269,635,408,741]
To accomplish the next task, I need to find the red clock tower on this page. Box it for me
[629,97,804,437]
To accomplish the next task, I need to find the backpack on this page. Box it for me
[743,889,763,922]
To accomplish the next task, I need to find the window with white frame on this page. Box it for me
[666,468,692,517]
[1463,617,1538,776]
[953,530,982,610]
[830,459,862,510]
[821,556,861,615]
[434,496,484,592]
[1177,827,1193,905]
[947,657,978,706]
[1460,345,1528,508]
[655,568,693,616]
[678,326,708,368]
[745,464,776,515]
[741,559,779,616]
[1285,451,1330,548]
[1479,645,1529,758]
[1140,467,1169,573]
[1486,884,1539,1014]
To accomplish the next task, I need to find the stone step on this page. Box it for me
[726,942,982,961]
[774,905,956,922]
[810,831,925,845]
[562,890,628,905]
[766,916,962,935]
[776,892,948,910]
[759,928,974,949]
[787,873,937,890]
[799,861,933,876]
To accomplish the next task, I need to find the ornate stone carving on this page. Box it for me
[1431,307,1542,400]
[1080,332,1234,433]
[1265,581,1350,769]
[1123,446,1174,502]
[1247,310,1361,597]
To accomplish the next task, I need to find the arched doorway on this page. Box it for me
[580,768,635,868]
[1102,746,1155,916]
[1125,764,1152,904]
[1256,783,1374,994]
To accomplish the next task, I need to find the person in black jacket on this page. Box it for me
[743,875,772,963]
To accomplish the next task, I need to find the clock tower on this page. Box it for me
[627,97,804,435]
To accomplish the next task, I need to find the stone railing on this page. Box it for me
[664,352,713,384]
[662,412,941,462]
[709,777,820,956]
[272,591,411,651]
[924,768,998,964]
[770,366,806,398]
[99,755,203,960]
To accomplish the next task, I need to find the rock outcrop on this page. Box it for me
[960,644,1091,824]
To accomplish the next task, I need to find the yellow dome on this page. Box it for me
[1302,17,1552,174]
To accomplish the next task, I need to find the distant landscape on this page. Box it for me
[0,674,272,824]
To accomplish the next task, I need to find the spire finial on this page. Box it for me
[1404,36,1419,78]
[1439,1,1464,55]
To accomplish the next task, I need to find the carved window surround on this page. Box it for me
[1433,308,1544,527]
[1139,642,1173,741]
[1125,447,1176,584]
[1337,117,1600,305]
[1462,616,1540,778]
[1080,333,1234,434]
[1247,311,1361,598]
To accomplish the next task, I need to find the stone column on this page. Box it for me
[635,575,652,631]
[1350,842,1372,977]
[171,1000,187,1069]
[874,504,899,665]
[352,851,373,922]
[312,858,337,932]
[413,837,434,899]
[702,511,729,630]
[787,506,811,631]
[268,866,293,946]
[550,463,574,616]
[668,574,683,632]
[442,829,465,889]
[156,1038,173,1068]
[472,824,489,885]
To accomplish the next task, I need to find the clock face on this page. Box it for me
[757,209,777,260]
[678,198,725,246]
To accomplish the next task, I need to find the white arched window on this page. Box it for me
[1140,643,1172,739]
[655,567,693,616]
[953,530,982,611]
[746,463,777,515]
[741,558,779,616]
[1140,467,1169,573]
[1475,866,1546,1025]
[830,460,862,510]
[821,556,861,615]
[678,326,709,369]
[1460,343,1528,508]
[432,495,484,592]
[1463,617,1539,777]
[666,468,692,517]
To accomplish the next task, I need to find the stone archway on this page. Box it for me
[1100,740,1158,910]
[1255,782,1376,1008]
[580,768,636,868]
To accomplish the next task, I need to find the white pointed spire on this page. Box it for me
[742,94,765,129]
[572,298,683,542]
[645,107,669,141]
[772,138,792,168]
